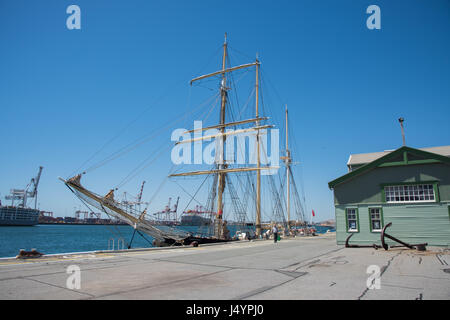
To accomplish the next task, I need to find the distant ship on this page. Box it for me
[180,206,213,226]
[0,167,43,226]
[180,215,211,226]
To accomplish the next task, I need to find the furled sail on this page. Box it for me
[60,175,190,242]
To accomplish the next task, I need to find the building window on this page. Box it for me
[346,208,358,232]
[384,184,436,203]
[369,208,383,232]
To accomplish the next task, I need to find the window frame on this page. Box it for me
[381,182,440,204]
[345,207,359,233]
[368,207,384,233]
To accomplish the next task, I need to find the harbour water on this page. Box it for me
[0,224,335,259]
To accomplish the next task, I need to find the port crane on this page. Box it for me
[183,205,215,215]
[153,197,180,223]
[74,210,100,220]
[40,211,53,217]
[5,166,43,209]
[121,181,149,212]
[137,180,145,204]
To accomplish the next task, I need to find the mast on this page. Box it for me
[255,56,261,237]
[216,33,228,238]
[171,35,268,238]
[285,106,291,227]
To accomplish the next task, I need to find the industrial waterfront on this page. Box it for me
[1,1,449,304]
[0,224,335,259]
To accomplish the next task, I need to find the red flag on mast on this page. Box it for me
[312,209,315,217]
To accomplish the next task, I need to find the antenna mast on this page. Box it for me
[398,117,406,146]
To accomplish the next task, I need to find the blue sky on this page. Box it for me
[1,0,449,221]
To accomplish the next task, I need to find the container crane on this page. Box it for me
[121,180,148,212]
[137,181,146,204]
[5,166,43,209]
[153,196,180,224]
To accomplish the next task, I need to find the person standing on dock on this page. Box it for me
[272,224,279,243]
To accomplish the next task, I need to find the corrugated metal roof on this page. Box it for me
[347,145,450,166]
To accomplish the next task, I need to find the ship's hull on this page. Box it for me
[0,207,39,226]
[180,215,211,226]
[154,235,237,247]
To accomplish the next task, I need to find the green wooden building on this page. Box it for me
[328,145,450,247]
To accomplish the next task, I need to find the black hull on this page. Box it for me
[153,236,237,247]
[180,215,211,226]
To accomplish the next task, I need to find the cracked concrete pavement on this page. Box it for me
[0,233,449,300]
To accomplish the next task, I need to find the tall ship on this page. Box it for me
[61,35,308,246]
[0,167,43,226]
